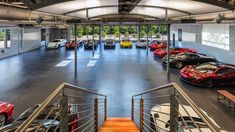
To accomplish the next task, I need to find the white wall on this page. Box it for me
[171,24,235,65]
[0,27,42,59]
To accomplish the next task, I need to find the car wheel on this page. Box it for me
[0,114,6,126]
[175,61,183,69]
[58,45,61,48]
[206,80,214,88]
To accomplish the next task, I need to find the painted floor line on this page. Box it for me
[87,60,97,67]
[55,60,72,67]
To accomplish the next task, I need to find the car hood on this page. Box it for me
[181,65,209,79]
[151,103,221,131]
[137,42,147,45]
[154,49,166,54]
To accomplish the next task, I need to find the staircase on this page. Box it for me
[99,118,139,132]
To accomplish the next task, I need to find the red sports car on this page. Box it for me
[149,42,167,50]
[153,47,197,58]
[65,40,83,49]
[180,62,235,87]
[0,101,14,126]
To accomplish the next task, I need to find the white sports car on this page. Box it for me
[46,39,67,49]
[150,103,222,132]
[136,39,147,48]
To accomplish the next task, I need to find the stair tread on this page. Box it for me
[100,117,139,132]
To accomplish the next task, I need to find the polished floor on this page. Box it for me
[0,44,234,131]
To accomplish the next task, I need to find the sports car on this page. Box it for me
[180,62,235,87]
[120,38,132,48]
[84,39,98,50]
[46,39,67,49]
[162,52,217,69]
[154,47,197,58]
[136,39,147,48]
[149,41,166,50]
[150,103,221,132]
[65,40,83,49]
[0,101,14,126]
[104,39,115,49]
[0,104,78,131]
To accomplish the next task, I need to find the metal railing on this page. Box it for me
[132,82,221,132]
[16,82,107,132]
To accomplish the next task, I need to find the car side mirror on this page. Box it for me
[154,113,159,118]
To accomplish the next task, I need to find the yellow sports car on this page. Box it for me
[120,38,132,48]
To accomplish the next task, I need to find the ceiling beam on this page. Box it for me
[63,5,191,16]
[88,13,159,19]
[193,0,234,10]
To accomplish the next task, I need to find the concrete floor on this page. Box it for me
[0,43,234,131]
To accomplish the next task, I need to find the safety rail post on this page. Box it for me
[94,97,98,132]
[59,94,69,132]
[104,96,107,120]
[131,96,134,121]
[170,93,179,132]
[140,98,144,132]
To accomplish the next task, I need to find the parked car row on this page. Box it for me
[149,41,235,88]
[0,103,78,131]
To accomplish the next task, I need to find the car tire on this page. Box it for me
[0,114,7,126]
[58,45,61,49]
[206,80,214,88]
[175,61,183,69]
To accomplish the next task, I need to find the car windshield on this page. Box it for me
[122,38,130,42]
[87,40,93,43]
[106,39,113,42]
[52,40,61,42]
[140,40,146,42]
[176,53,187,59]
[195,64,218,74]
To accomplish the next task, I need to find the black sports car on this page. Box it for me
[162,52,217,69]
[84,39,98,50]
[104,39,115,49]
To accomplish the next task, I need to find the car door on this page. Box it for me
[189,54,198,65]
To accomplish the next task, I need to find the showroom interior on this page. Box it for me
[0,0,235,132]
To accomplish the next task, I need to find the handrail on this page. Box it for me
[64,83,106,97]
[132,83,173,97]
[132,82,221,132]
[16,82,106,132]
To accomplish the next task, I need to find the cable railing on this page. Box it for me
[15,82,107,132]
[132,82,221,132]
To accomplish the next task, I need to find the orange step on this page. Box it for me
[99,118,139,132]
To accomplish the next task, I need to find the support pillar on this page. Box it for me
[4,29,7,48]
[167,24,171,73]
[137,25,140,42]
[67,26,71,42]
[92,25,95,57]
[74,24,78,76]
[173,33,175,47]
[99,25,102,44]
[119,26,121,42]
[146,25,149,54]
